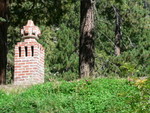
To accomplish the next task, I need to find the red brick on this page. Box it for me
[14,20,44,85]
[18,74,25,76]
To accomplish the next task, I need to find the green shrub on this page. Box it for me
[0,78,149,113]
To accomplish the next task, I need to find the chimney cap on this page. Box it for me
[21,20,41,39]
[26,20,35,26]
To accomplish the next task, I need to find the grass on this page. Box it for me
[0,78,149,113]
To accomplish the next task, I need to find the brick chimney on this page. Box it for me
[14,20,44,85]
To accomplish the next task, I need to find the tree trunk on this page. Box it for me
[79,0,95,78]
[113,6,122,56]
[0,0,8,84]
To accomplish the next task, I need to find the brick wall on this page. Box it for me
[14,38,44,85]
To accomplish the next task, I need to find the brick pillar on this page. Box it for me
[14,20,44,85]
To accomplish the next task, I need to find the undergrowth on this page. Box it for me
[0,78,149,113]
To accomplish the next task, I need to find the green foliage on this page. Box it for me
[128,77,150,112]
[7,0,80,82]
[0,17,6,22]
[95,49,150,77]
[95,0,150,77]
[49,24,79,80]
[1,78,149,113]
[6,0,150,81]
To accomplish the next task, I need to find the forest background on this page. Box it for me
[1,0,150,83]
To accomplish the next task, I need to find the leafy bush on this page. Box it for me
[128,77,150,112]
[0,78,149,113]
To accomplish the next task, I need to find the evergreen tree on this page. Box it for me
[79,0,95,78]
[0,0,8,84]
[4,0,150,83]
[95,0,150,77]
[7,0,80,82]
[48,1,80,80]
[113,6,122,56]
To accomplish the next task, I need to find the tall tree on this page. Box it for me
[113,6,122,56]
[0,0,8,84]
[79,0,95,78]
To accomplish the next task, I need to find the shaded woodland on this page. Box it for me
[0,0,149,83]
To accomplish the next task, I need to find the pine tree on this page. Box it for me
[79,0,95,78]
[113,6,122,56]
[0,0,8,84]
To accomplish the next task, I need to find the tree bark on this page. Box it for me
[0,0,8,84]
[79,0,95,78]
[113,6,122,56]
